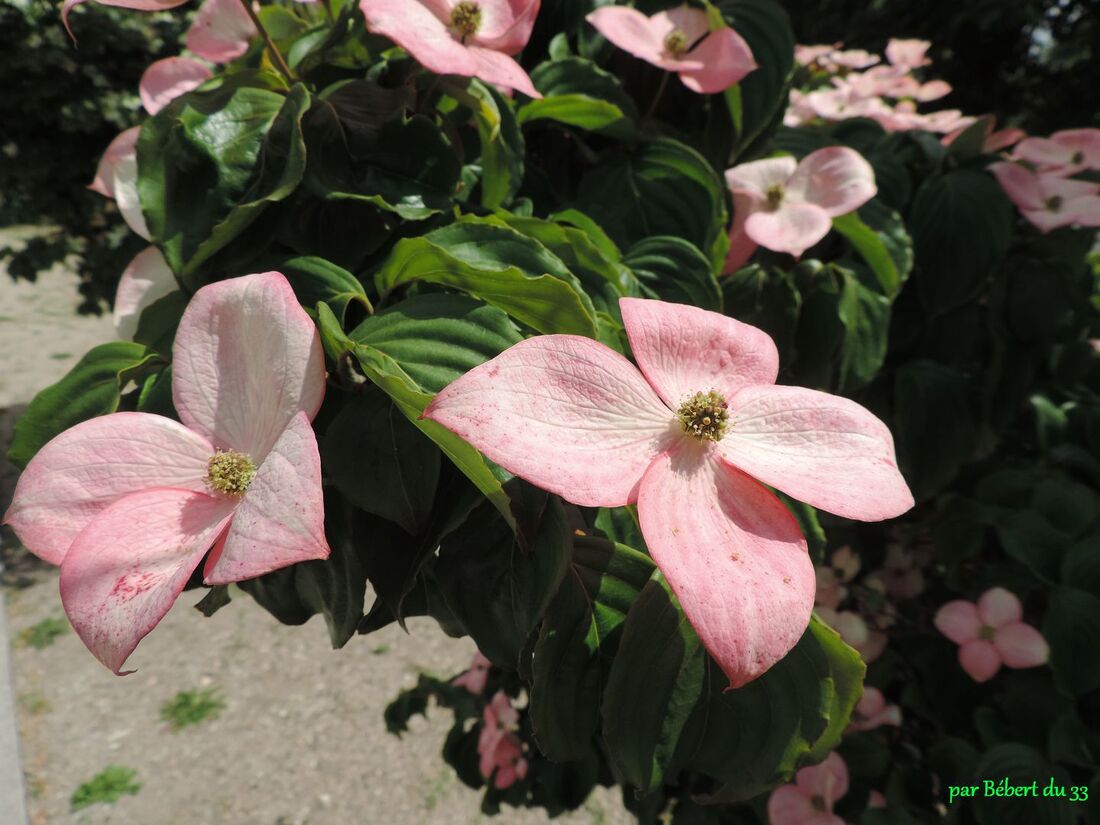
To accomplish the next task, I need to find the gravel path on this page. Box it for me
[0,234,632,825]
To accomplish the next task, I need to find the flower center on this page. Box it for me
[811,795,827,812]
[1046,195,1063,212]
[677,390,729,442]
[1072,150,1085,164]
[978,624,995,641]
[450,0,482,39]
[766,184,785,209]
[206,450,257,496]
[664,29,689,57]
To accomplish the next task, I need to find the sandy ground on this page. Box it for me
[0,231,631,825]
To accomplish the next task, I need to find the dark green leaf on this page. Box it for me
[626,236,722,312]
[1043,587,1100,697]
[279,255,372,325]
[520,57,638,138]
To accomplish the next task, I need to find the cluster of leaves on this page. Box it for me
[0,0,186,310]
[11,0,1100,822]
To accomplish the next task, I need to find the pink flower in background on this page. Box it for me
[586,4,756,94]
[478,691,528,789]
[865,544,924,601]
[139,57,212,114]
[113,247,178,340]
[867,791,887,809]
[4,272,330,673]
[884,38,931,70]
[934,587,1049,683]
[425,297,913,688]
[847,686,901,732]
[88,127,151,241]
[1014,128,1100,176]
[942,117,1026,153]
[816,607,888,664]
[767,751,849,825]
[815,546,860,610]
[360,0,542,97]
[989,162,1100,233]
[453,650,492,694]
[725,146,877,260]
[187,0,258,63]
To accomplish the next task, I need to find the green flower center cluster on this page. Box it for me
[978,624,996,641]
[663,29,690,57]
[766,184,786,209]
[677,390,729,442]
[451,1,483,39]
[1046,195,1064,212]
[207,450,257,496]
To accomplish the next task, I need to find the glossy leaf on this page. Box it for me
[625,235,722,313]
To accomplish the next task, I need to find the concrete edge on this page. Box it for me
[0,587,29,825]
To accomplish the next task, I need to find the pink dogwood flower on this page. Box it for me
[934,587,1049,683]
[360,0,542,97]
[815,546,860,610]
[725,146,877,262]
[942,117,1026,154]
[62,0,189,38]
[186,0,258,63]
[424,297,913,688]
[4,272,330,673]
[864,544,923,601]
[1014,128,1100,177]
[884,38,931,70]
[453,650,492,694]
[989,161,1100,233]
[816,607,887,664]
[586,4,756,94]
[767,751,849,825]
[478,691,528,789]
[139,57,212,115]
[89,128,151,241]
[847,686,901,732]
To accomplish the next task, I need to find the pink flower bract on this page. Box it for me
[767,751,849,825]
[139,57,212,115]
[725,146,877,260]
[4,272,330,674]
[186,0,258,64]
[989,161,1100,233]
[424,297,913,688]
[478,691,527,789]
[113,246,177,340]
[453,650,492,694]
[1013,128,1100,177]
[847,686,901,732]
[62,0,190,39]
[933,587,1049,683]
[586,4,756,94]
[89,127,151,241]
[360,0,542,97]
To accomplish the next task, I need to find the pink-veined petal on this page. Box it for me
[89,127,140,198]
[994,622,1049,669]
[424,335,675,507]
[977,586,1022,627]
[637,444,814,689]
[718,384,914,521]
[786,146,877,217]
[677,27,757,94]
[113,246,177,340]
[59,488,236,674]
[361,0,477,76]
[466,46,541,97]
[585,6,666,67]
[767,784,816,825]
[472,0,541,53]
[186,0,258,63]
[139,57,212,115]
[959,639,1001,682]
[725,156,798,198]
[171,271,326,460]
[3,413,214,565]
[934,600,981,645]
[796,752,849,809]
[744,202,833,257]
[619,297,779,410]
[203,412,330,584]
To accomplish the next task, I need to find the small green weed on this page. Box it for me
[71,766,141,811]
[17,617,68,650]
[159,687,225,730]
[371,643,391,655]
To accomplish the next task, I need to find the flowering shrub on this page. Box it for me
[6,1,1100,823]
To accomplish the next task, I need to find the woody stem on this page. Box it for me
[236,0,297,83]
